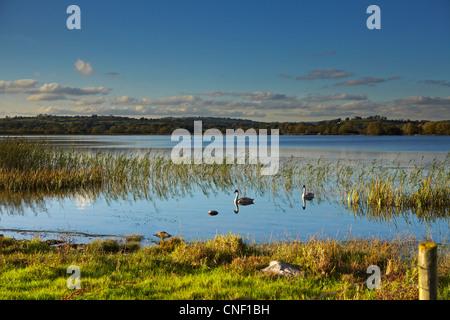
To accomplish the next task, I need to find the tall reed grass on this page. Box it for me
[0,138,448,220]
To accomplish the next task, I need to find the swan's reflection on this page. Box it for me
[302,198,314,210]
[233,201,255,214]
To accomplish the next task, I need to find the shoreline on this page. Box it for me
[2,227,448,249]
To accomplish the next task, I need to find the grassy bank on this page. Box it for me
[0,233,448,300]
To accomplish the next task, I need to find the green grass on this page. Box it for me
[1,233,449,300]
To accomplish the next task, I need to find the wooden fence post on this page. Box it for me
[418,242,438,300]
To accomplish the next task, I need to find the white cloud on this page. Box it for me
[335,76,400,86]
[72,97,105,106]
[153,95,199,105]
[108,95,140,105]
[25,84,110,101]
[0,78,111,101]
[74,59,94,76]
[8,75,448,120]
[37,83,109,96]
[27,94,66,101]
[302,93,367,102]
[272,95,450,120]
[135,105,146,113]
[202,91,234,97]
[106,72,123,78]
[1,79,109,97]
[296,68,354,80]
[419,80,450,87]
[395,96,450,106]
[0,79,38,93]
[37,106,57,114]
[202,91,293,101]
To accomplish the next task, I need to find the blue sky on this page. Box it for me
[0,0,449,121]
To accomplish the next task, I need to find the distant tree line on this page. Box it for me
[0,114,449,135]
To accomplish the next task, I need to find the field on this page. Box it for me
[0,233,449,300]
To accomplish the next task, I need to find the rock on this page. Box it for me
[261,260,305,277]
[45,239,65,246]
[208,210,219,216]
[154,231,172,239]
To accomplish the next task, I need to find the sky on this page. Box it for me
[0,0,449,122]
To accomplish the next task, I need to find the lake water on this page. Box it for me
[0,135,449,245]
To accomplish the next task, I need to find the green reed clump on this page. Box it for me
[0,138,54,170]
[0,138,105,192]
[171,233,250,267]
[341,156,450,212]
[0,167,104,192]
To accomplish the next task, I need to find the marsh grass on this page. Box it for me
[0,233,448,300]
[0,138,449,221]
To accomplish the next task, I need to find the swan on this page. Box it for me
[234,190,254,205]
[302,185,314,200]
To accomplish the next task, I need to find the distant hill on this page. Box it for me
[0,114,449,135]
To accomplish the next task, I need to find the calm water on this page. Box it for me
[1,135,449,245]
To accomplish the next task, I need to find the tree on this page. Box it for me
[91,126,104,134]
[385,125,402,135]
[338,122,357,135]
[109,125,121,134]
[366,121,385,135]
[402,122,420,135]
[435,121,450,135]
[422,121,436,135]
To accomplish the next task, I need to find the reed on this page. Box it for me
[0,138,448,220]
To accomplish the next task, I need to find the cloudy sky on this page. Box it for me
[0,0,449,121]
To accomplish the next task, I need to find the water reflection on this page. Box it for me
[2,184,446,223]
[232,201,255,214]
[1,135,449,243]
[0,191,50,216]
[346,201,449,224]
[0,180,448,243]
[302,198,313,210]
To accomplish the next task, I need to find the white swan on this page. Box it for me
[302,185,314,200]
[234,190,254,205]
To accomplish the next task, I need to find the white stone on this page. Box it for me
[261,260,305,277]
